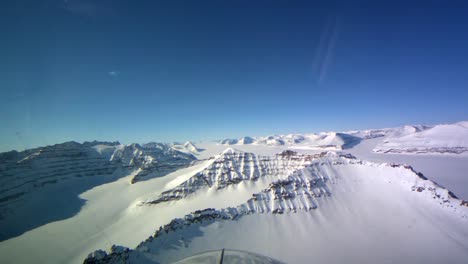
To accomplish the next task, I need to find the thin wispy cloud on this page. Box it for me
[312,15,341,87]
[108,71,119,77]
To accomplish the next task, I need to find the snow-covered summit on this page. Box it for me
[183,141,200,152]
[171,141,202,155]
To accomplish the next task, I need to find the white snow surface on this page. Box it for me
[374,122,468,153]
[0,121,467,264]
[348,136,468,200]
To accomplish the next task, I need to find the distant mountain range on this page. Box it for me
[1,121,467,264]
[219,121,468,154]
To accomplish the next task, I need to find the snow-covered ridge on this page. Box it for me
[0,141,195,209]
[0,140,197,240]
[374,121,468,154]
[84,152,468,263]
[0,141,119,202]
[144,150,325,205]
[110,142,196,183]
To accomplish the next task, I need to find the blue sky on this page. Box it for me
[1,0,468,151]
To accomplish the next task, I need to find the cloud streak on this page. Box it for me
[312,15,341,87]
[108,71,119,77]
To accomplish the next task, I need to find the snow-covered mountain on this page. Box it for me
[171,141,201,155]
[84,150,468,264]
[183,141,201,153]
[145,149,318,206]
[219,122,467,155]
[220,132,362,150]
[0,141,196,241]
[1,121,467,264]
[111,142,196,183]
[345,124,432,139]
[374,122,468,154]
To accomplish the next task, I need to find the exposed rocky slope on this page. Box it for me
[146,149,320,205]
